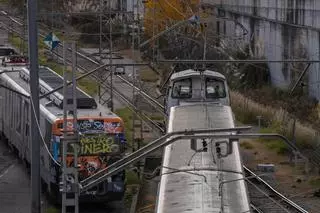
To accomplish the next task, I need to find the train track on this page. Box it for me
[0,10,165,135]
[0,9,310,213]
[244,166,308,213]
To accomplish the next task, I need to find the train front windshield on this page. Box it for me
[171,78,192,98]
[206,78,226,98]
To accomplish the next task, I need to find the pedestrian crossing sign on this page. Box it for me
[43,32,60,51]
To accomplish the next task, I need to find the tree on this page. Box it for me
[143,0,200,38]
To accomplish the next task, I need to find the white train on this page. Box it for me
[0,66,127,203]
[165,69,231,114]
[156,104,250,213]
[157,69,250,212]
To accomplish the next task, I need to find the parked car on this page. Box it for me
[2,55,28,67]
[0,47,16,57]
[114,67,125,75]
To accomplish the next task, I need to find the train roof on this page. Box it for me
[170,69,226,81]
[168,103,235,132]
[0,66,119,121]
[157,103,249,212]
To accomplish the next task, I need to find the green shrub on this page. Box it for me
[240,141,254,149]
[265,140,288,154]
[46,207,59,213]
[115,108,133,144]
[309,178,320,187]
[258,122,288,154]
[125,170,140,185]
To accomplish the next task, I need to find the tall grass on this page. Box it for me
[231,91,317,150]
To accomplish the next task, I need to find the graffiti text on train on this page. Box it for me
[80,135,114,155]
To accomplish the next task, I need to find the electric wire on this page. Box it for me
[0,82,61,166]
[29,95,61,166]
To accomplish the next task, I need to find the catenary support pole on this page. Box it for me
[99,0,102,60]
[27,0,41,212]
[109,0,114,111]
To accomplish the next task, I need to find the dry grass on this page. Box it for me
[231,91,317,149]
[240,141,254,149]
[240,138,318,196]
[139,67,159,82]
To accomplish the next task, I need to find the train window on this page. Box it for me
[0,48,15,56]
[171,78,192,98]
[57,122,63,129]
[10,91,13,128]
[25,123,29,137]
[16,96,22,133]
[205,78,226,98]
[24,101,29,122]
[44,120,52,145]
[24,102,30,137]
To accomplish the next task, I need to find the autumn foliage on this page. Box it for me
[143,0,200,37]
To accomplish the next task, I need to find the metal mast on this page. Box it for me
[60,42,80,213]
[27,0,41,212]
[109,0,114,111]
[99,0,103,60]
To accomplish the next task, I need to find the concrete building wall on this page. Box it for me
[205,0,320,100]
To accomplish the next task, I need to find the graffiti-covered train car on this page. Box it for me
[0,66,127,203]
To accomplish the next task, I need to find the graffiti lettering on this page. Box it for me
[80,135,114,155]
[104,122,121,133]
[78,120,104,132]
[64,120,122,133]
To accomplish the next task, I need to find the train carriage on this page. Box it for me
[157,69,250,212]
[0,66,127,202]
[156,104,250,213]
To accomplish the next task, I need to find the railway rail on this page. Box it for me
[0,10,165,135]
[0,9,310,213]
[244,166,308,213]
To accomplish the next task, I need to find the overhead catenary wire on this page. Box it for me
[29,95,61,167]
[0,81,60,166]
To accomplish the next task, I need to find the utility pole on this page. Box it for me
[131,0,143,176]
[60,41,80,213]
[152,0,155,62]
[109,0,114,111]
[131,0,136,153]
[137,0,140,47]
[21,1,26,55]
[27,0,40,212]
[99,0,103,60]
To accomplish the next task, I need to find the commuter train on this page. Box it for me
[156,69,250,212]
[0,66,127,202]
[164,69,231,114]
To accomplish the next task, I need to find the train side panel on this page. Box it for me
[0,70,127,202]
[0,73,56,190]
[0,73,30,161]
